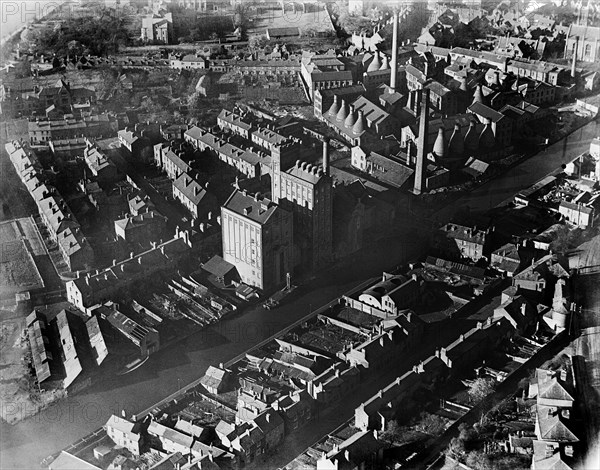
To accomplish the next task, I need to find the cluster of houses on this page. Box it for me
[419,2,599,64]
[91,278,427,468]
[5,140,94,271]
[514,147,600,230]
[92,223,577,469]
[0,77,96,119]
[528,361,581,469]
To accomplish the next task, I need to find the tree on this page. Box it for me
[465,451,493,470]
[468,378,496,424]
[458,423,478,444]
[380,420,400,443]
[417,412,447,435]
[447,436,466,459]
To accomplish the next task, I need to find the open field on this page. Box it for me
[248,4,335,36]
[0,219,45,297]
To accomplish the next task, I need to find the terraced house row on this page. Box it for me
[5,141,94,271]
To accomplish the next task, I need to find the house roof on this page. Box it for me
[202,255,236,278]
[118,129,139,145]
[462,157,490,178]
[538,377,574,403]
[173,172,210,206]
[252,410,283,435]
[58,226,90,257]
[84,144,114,174]
[27,316,51,383]
[218,109,253,131]
[441,222,487,245]
[105,414,139,438]
[536,405,579,442]
[48,451,101,470]
[559,200,593,216]
[114,210,166,232]
[148,421,194,449]
[200,365,229,391]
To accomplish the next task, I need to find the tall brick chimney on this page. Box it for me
[413,89,430,195]
[571,36,578,78]
[390,11,399,91]
[322,138,330,176]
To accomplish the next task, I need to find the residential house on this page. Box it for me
[105,414,145,455]
[58,226,94,272]
[83,140,119,185]
[172,172,217,220]
[199,365,231,394]
[114,211,168,246]
[118,128,152,162]
[558,201,594,228]
[357,273,420,315]
[491,243,521,277]
[436,222,492,262]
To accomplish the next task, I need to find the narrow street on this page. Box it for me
[1,119,598,469]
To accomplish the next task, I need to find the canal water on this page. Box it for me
[1,118,599,469]
[434,117,600,220]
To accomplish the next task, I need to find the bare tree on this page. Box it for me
[468,378,496,424]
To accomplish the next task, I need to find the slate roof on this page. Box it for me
[173,172,210,206]
[58,226,90,257]
[105,414,140,439]
[222,190,280,225]
[200,365,229,391]
[468,101,505,122]
[27,315,52,383]
[352,96,390,128]
[364,152,414,189]
[536,405,579,442]
[202,255,236,278]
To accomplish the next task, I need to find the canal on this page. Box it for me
[0,230,422,469]
[434,117,600,220]
[1,118,598,469]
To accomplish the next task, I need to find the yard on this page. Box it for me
[0,219,45,297]
[0,305,66,424]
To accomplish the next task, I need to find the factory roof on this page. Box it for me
[222,190,281,225]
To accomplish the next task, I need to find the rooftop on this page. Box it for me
[222,190,281,225]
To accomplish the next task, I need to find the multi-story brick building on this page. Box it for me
[271,141,333,270]
[221,190,293,291]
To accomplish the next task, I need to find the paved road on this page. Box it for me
[2,119,598,469]
[0,229,424,470]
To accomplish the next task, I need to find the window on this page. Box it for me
[584,44,592,57]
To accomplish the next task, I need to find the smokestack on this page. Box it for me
[413,89,430,196]
[390,11,399,91]
[322,139,330,176]
[571,36,578,78]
